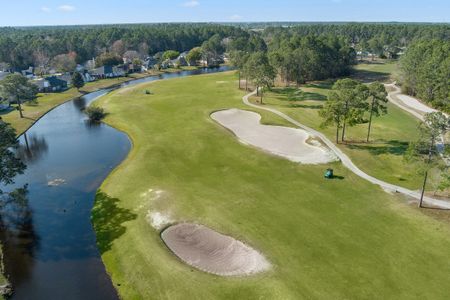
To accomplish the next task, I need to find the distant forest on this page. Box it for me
[0,23,448,69]
[0,22,448,110]
[0,24,245,68]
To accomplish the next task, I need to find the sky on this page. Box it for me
[0,0,449,26]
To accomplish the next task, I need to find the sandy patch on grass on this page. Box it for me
[211,109,337,164]
[147,211,173,230]
[161,223,270,276]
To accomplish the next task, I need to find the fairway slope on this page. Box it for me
[161,223,270,276]
[94,72,450,299]
[211,108,337,164]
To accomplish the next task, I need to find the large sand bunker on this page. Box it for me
[161,223,270,276]
[211,109,337,164]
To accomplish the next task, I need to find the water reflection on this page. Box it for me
[0,187,38,286]
[2,66,231,300]
[16,133,48,163]
[84,119,103,130]
[73,97,86,111]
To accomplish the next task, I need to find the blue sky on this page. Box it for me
[1,0,449,26]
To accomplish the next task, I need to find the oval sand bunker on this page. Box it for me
[211,109,336,164]
[161,223,270,276]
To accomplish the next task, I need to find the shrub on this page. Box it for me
[85,106,106,121]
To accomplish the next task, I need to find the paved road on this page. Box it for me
[242,90,450,209]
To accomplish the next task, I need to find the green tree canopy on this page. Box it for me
[162,50,180,61]
[319,79,368,143]
[244,52,276,103]
[405,112,449,206]
[0,119,26,194]
[186,47,202,65]
[71,72,85,91]
[96,52,122,67]
[0,74,38,118]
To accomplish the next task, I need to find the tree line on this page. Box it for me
[0,23,246,69]
[229,33,357,102]
[263,23,450,58]
[399,39,449,113]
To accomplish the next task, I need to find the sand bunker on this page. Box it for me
[211,109,337,164]
[161,223,270,276]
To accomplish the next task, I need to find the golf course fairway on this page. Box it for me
[92,71,450,299]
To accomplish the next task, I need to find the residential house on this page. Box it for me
[89,65,125,79]
[32,78,50,92]
[142,57,157,71]
[200,56,224,67]
[21,67,35,79]
[57,74,72,86]
[176,55,188,67]
[45,76,68,92]
[160,59,171,69]
[75,64,85,72]
[82,71,94,83]
[123,62,141,74]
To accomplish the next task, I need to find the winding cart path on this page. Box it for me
[242,89,450,209]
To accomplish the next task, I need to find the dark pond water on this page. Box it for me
[1,66,230,300]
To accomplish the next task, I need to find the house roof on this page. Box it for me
[32,78,48,89]
[45,76,68,87]
[89,65,113,75]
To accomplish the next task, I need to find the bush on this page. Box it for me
[85,106,106,121]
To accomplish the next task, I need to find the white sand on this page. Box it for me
[161,223,270,276]
[147,211,173,230]
[211,109,337,164]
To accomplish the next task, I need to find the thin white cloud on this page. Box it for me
[230,14,243,21]
[58,5,76,12]
[41,6,51,13]
[182,0,200,7]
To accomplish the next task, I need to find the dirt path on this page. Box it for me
[242,90,450,209]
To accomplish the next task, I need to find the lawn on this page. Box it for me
[252,88,431,190]
[93,71,450,299]
[0,67,198,136]
[252,60,444,192]
[352,59,399,83]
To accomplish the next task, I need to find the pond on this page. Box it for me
[1,66,230,300]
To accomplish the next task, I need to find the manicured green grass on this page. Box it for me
[93,71,450,299]
[255,77,445,191]
[0,68,199,136]
[0,77,137,135]
[352,60,399,82]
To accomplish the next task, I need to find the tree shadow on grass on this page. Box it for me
[346,140,409,156]
[289,104,323,109]
[91,191,137,254]
[271,87,327,102]
[303,81,334,90]
[351,70,391,83]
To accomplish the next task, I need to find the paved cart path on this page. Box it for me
[242,90,450,209]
